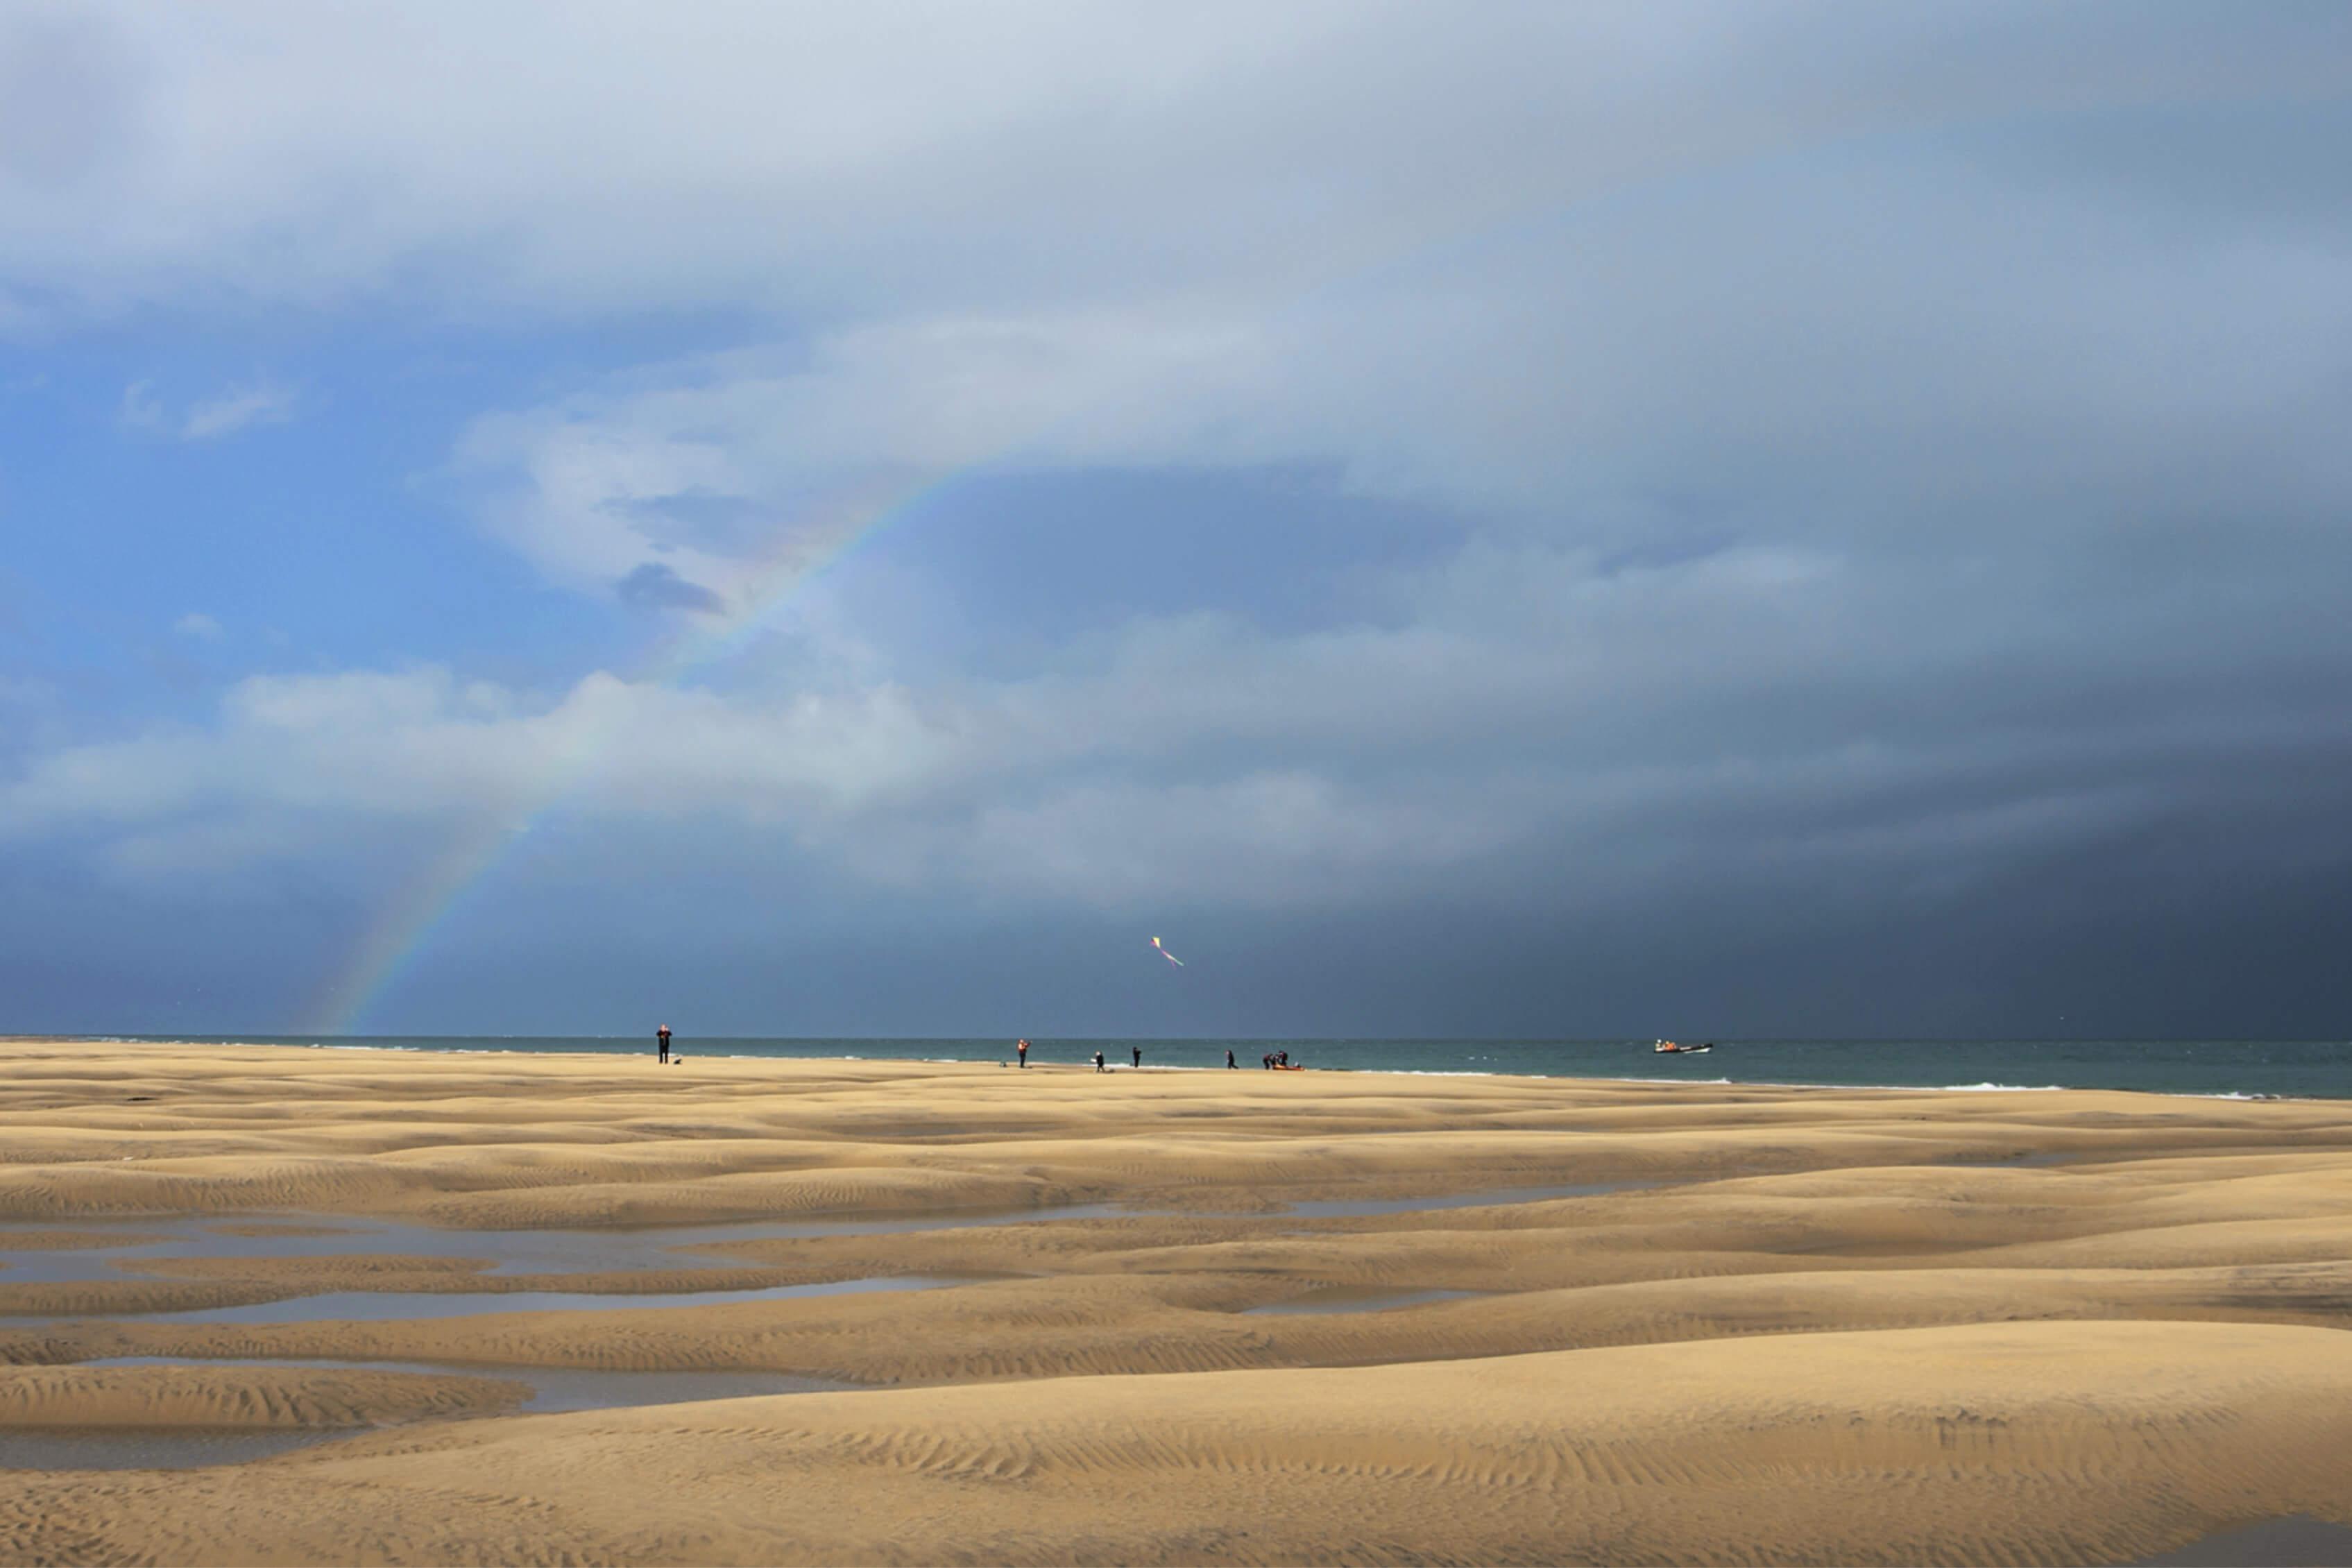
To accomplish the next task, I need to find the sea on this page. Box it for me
[89,1036,2352,1100]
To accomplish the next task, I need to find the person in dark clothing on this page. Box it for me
[1016,1038,1029,1068]
[1277,1049,1289,1067]
[1093,1049,1107,1073]
[1226,1049,1237,1069]
[1132,1044,1143,1068]
[656,1025,671,1064]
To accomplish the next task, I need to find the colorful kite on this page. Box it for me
[1151,937,1184,967]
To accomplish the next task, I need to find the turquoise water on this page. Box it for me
[92,1036,2352,1098]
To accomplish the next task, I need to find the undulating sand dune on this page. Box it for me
[1,1039,2350,1564]
[4,1323,2349,1566]
[0,1363,524,1429]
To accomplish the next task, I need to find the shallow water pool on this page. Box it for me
[130,1272,985,1326]
[0,1426,338,1471]
[85,1355,855,1413]
[0,1204,1134,1286]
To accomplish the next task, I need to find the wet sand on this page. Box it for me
[2132,1516,2352,1567]
[2,1039,2351,1564]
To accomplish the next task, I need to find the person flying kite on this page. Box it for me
[1151,937,1184,967]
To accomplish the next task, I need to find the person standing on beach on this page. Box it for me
[657,1025,671,1064]
[1132,1044,1143,1068]
[1226,1049,1237,1069]
[1016,1038,1029,1068]
[1093,1049,1107,1073]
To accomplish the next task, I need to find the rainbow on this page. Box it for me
[305,467,953,1032]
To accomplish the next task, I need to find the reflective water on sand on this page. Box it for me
[0,1177,1656,1333]
[0,1427,337,1470]
[135,1272,983,1325]
[0,1205,1134,1286]
[2126,1516,2352,1567]
[0,1183,1647,1292]
[87,1356,855,1413]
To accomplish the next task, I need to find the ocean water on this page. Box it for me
[91,1036,2352,1099]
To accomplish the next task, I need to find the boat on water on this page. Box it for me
[1653,1039,1712,1055]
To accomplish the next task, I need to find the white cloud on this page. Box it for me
[10,534,2338,911]
[180,378,296,440]
[3,4,2341,341]
[120,375,297,441]
[26,6,2352,628]
[449,310,1288,599]
[443,160,2352,608]
[117,377,164,432]
[6,3,2351,969]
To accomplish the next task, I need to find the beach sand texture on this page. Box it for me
[3,1040,2351,1565]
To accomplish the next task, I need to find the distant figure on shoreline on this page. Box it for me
[1016,1038,1029,1068]
[1132,1044,1143,1068]
[656,1025,671,1065]
[1226,1049,1237,1069]
[1093,1049,1107,1073]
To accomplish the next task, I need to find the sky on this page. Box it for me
[2,1,2349,1039]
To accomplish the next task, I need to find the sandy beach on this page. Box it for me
[3,1040,2351,1565]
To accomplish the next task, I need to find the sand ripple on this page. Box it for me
[4,1040,2352,1563]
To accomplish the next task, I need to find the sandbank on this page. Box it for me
[1,1038,2349,1564]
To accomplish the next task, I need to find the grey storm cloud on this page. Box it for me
[612,491,780,556]
[614,563,726,615]
[2,1,2349,1034]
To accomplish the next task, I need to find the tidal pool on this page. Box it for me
[134,1272,985,1326]
[0,1427,337,1470]
[86,1355,856,1413]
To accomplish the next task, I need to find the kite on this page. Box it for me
[1151,937,1185,967]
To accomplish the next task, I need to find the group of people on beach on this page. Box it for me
[1014,1041,1297,1071]
[656,1028,1296,1073]
[1018,1039,1159,1072]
